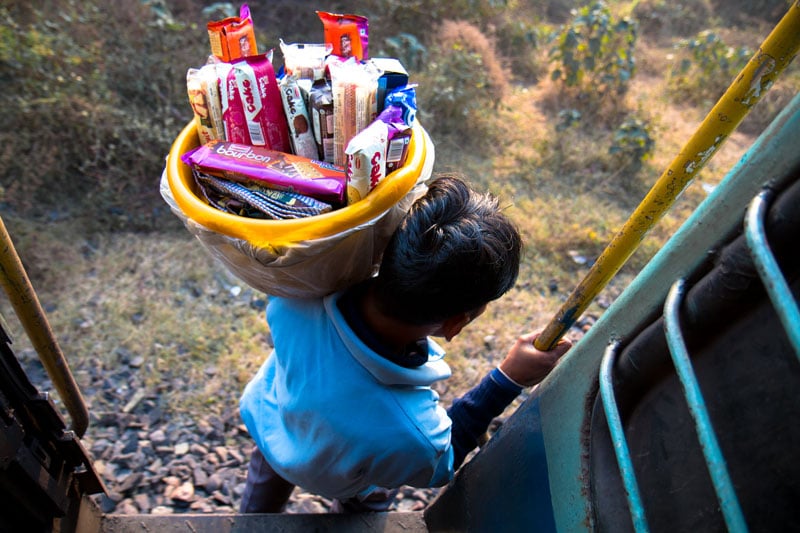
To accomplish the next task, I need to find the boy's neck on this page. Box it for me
[357,283,435,356]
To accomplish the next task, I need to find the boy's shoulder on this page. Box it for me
[268,294,328,313]
[266,294,329,327]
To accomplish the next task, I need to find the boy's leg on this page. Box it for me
[239,446,295,513]
[329,487,399,513]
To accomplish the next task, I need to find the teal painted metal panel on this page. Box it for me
[538,93,800,531]
[425,396,556,532]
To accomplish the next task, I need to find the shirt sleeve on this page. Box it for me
[446,367,522,469]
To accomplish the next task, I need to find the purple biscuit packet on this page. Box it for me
[377,105,411,173]
[182,141,346,205]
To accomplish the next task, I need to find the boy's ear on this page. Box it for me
[441,312,472,342]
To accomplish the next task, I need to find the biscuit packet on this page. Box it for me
[279,75,320,160]
[384,84,418,128]
[279,40,332,83]
[194,170,332,219]
[377,105,412,174]
[224,53,291,152]
[379,84,417,172]
[317,11,369,61]
[186,62,229,143]
[370,57,409,115]
[329,59,380,166]
[186,68,216,144]
[344,119,388,204]
[309,79,335,163]
[207,3,258,62]
[201,63,227,141]
[182,140,346,205]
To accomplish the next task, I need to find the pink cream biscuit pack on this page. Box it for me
[223,53,291,153]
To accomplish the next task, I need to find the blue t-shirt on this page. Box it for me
[240,293,455,500]
[239,291,522,500]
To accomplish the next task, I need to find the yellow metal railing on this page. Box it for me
[0,215,89,437]
[535,1,800,350]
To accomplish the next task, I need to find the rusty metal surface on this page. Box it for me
[98,511,429,533]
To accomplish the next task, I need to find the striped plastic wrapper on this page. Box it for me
[193,170,332,219]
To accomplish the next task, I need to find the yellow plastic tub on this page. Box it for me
[166,120,431,249]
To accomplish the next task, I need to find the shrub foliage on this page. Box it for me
[0,2,203,227]
[609,118,655,176]
[416,20,510,140]
[667,30,753,105]
[548,1,638,99]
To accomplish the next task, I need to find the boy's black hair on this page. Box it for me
[373,174,522,325]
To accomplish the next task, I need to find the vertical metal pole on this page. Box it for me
[535,2,800,351]
[744,189,800,360]
[0,215,89,437]
[664,279,749,533]
[599,341,650,533]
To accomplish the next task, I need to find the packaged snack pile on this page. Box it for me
[163,4,433,298]
[182,4,418,220]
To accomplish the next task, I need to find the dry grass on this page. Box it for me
[437,19,511,103]
[1,217,267,414]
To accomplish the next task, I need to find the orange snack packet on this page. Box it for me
[317,11,369,61]
[208,4,258,62]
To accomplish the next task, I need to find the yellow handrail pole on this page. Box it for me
[535,2,800,351]
[0,215,89,437]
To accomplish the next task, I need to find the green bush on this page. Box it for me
[381,32,429,73]
[0,1,203,228]
[632,0,713,42]
[609,118,655,175]
[556,108,582,132]
[492,15,549,83]
[668,30,753,106]
[416,20,509,143]
[708,0,792,26]
[548,1,637,99]
[359,0,510,40]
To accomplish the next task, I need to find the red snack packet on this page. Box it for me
[207,4,259,62]
[182,141,346,205]
[223,53,291,153]
[317,11,369,61]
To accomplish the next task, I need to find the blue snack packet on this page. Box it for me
[384,84,417,128]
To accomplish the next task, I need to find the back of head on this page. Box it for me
[373,174,522,325]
